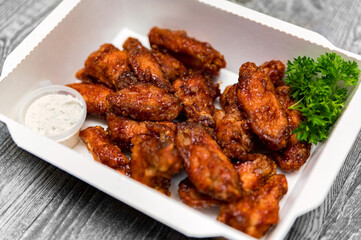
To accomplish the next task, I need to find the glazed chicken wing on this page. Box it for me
[76,43,138,90]
[130,122,182,195]
[152,51,188,82]
[148,27,226,76]
[106,112,149,150]
[273,86,311,171]
[106,83,182,121]
[79,126,130,175]
[178,178,221,208]
[176,122,242,202]
[123,37,173,92]
[218,174,288,238]
[237,62,289,150]
[213,109,253,161]
[173,72,219,127]
[67,83,112,119]
[220,84,241,112]
[259,60,286,87]
[234,154,277,194]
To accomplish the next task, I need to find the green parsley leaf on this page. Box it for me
[285,52,360,144]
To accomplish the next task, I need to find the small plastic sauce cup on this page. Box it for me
[18,84,87,148]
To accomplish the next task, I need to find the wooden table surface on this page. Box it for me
[1,0,361,239]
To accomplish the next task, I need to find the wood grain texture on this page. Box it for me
[0,0,361,239]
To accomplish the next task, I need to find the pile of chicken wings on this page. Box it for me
[67,27,311,238]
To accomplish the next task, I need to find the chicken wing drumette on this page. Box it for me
[123,37,173,92]
[79,126,130,175]
[76,43,138,90]
[106,83,182,121]
[173,72,219,127]
[130,122,183,195]
[237,62,289,151]
[273,86,311,171]
[218,174,288,238]
[148,27,226,76]
[67,83,112,119]
[176,122,242,202]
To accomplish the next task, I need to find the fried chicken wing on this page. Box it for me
[106,83,182,121]
[152,51,188,82]
[173,73,219,127]
[176,123,242,202]
[234,154,277,194]
[273,86,311,171]
[178,178,221,208]
[123,37,173,92]
[214,109,253,161]
[148,27,226,76]
[106,112,149,149]
[76,43,138,90]
[237,62,289,151]
[218,174,288,238]
[130,122,182,195]
[260,60,285,87]
[67,83,112,119]
[220,84,241,112]
[79,126,130,175]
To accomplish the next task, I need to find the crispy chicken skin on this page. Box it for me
[218,174,288,238]
[77,43,138,90]
[67,83,112,119]
[176,123,242,202]
[220,84,240,112]
[237,62,289,151]
[130,122,182,195]
[123,37,173,92]
[106,83,182,121]
[148,27,226,76]
[178,178,221,208]
[152,51,188,82]
[213,109,253,161]
[273,86,311,171]
[173,72,219,127]
[259,60,286,87]
[79,126,130,175]
[234,154,277,194]
[106,112,149,149]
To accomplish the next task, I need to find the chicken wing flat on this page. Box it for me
[123,37,173,92]
[130,122,182,195]
[106,112,149,150]
[106,83,182,121]
[234,154,277,194]
[178,178,221,208]
[213,109,253,161]
[176,122,242,202]
[218,174,288,238]
[76,43,138,90]
[152,51,188,82]
[67,83,112,119]
[273,86,311,171]
[148,27,226,76]
[79,126,130,175]
[237,62,289,151]
[173,72,219,127]
[259,60,286,87]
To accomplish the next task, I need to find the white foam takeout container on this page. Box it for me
[1,0,361,239]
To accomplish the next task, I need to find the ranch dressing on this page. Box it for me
[24,94,84,137]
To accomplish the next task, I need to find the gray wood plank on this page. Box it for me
[1,0,361,239]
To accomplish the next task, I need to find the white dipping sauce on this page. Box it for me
[25,94,84,137]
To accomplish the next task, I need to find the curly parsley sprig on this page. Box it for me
[284,53,360,144]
